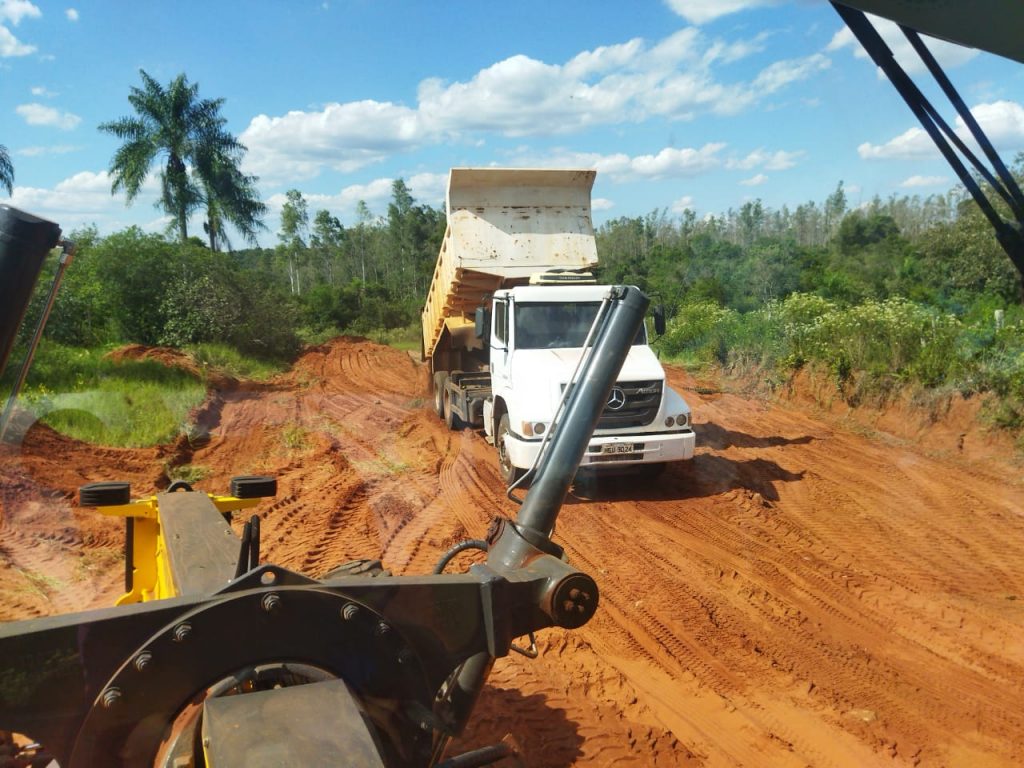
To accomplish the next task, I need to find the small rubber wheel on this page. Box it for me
[230,475,277,499]
[497,414,524,486]
[433,372,448,419]
[79,481,131,507]
[166,480,194,493]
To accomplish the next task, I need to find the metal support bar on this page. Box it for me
[900,25,1024,220]
[831,3,1024,281]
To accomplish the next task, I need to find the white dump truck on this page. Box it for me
[421,168,695,483]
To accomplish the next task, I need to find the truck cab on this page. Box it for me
[422,167,696,484]
[482,283,695,483]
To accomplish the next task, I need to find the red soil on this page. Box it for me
[2,336,1022,766]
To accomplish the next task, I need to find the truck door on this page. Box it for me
[490,297,511,397]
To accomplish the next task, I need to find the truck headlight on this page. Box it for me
[677,413,689,428]
[522,421,548,436]
[665,416,675,427]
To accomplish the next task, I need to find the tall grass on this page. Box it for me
[187,343,287,381]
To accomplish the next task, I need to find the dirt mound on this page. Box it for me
[107,343,200,373]
[2,336,1023,765]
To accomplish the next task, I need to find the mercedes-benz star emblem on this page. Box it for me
[606,387,627,411]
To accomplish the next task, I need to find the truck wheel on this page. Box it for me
[433,372,447,419]
[443,386,464,430]
[497,414,524,485]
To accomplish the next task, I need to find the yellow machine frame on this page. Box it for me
[95,494,261,603]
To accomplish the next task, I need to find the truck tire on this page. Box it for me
[497,413,524,485]
[433,372,447,419]
[443,385,464,430]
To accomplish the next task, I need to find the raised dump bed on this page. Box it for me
[421,168,598,363]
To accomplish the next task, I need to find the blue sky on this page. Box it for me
[3,0,1024,246]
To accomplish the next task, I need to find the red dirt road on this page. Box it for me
[2,337,1023,766]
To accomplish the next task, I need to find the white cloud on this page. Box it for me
[592,197,614,211]
[16,102,81,130]
[563,38,645,79]
[406,172,447,206]
[858,126,931,160]
[670,195,694,214]
[267,172,448,226]
[900,175,949,188]
[65,8,78,21]
[664,0,776,25]
[266,178,396,228]
[30,84,56,96]
[0,0,41,25]
[242,28,830,182]
[15,144,78,156]
[702,32,770,66]
[826,14,977,75]
[752,53,830,94]
[240,100,425,182]
[740,173,768,186]
[859,100,1024,159]
[492,143,729,183]
[727,148,803,171]
[0,24,33,56]
[8,170,162,229]
[627,144,725,179]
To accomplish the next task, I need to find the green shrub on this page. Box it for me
[659,301,739,364]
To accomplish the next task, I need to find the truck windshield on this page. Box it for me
[514,302,646,350]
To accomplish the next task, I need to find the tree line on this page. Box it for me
[8,70,1023,370]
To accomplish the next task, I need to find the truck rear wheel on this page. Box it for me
[497,413,524,485]
[433,372,447,419]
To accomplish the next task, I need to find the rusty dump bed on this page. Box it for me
[421,168,599,362]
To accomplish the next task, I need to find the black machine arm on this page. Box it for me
[0,275,650,766]
[832,2,1024,284]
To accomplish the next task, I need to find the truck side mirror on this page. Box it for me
[475,306,490,339]
[653,305,666,336]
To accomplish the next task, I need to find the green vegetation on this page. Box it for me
[188,343,286,381]
[281,424,310,452]
[5,343,206,446]
[593,163,1024,443]
[165,463,211,484]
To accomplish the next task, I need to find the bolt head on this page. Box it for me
[101,687,122,708]
[262,592,281,613]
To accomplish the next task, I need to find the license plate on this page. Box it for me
[601,442,634,454]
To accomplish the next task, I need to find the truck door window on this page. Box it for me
[494,300,508,345]
[515,302,645,350]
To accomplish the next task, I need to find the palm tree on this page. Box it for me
[199,149,267,251]
[0,144,13,196]
[99,70,265,245]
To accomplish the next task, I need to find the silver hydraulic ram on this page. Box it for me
[442,285,650,754]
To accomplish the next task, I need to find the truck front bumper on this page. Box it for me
[505,430,695,471]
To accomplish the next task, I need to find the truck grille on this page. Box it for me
[561,379,663,428]
[597,379,662,428]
